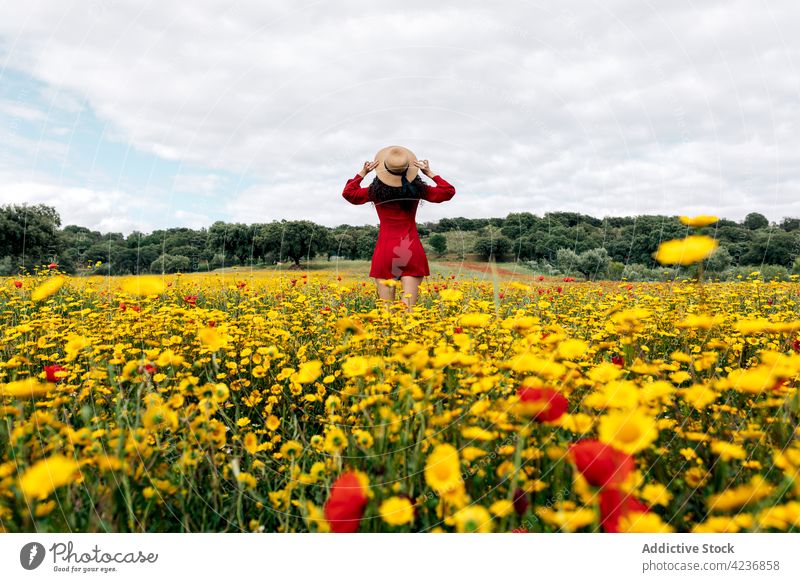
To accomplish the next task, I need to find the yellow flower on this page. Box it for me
[439,289,463,302]
[296,360,322,384]
[556,338,588,360]
[489,499,514,518]
[535,506,595,532]
[156,349,184,368]
[243,432,259,455]
[198,327,228,352]
[0,378,55,399]
[18,455,80,500]
[640,483,672,507]
[142,405,178,431]
[453,505,493,533]
[341,356,370,378]
[724,367,775,394]
[31,276,66,301]
[120,275,165,296]
[323,426,347,453]
[279,440,303,459]
[598,408,658,454]
[459,312,492,328]
[266,415,281,431]
[379,496,415,526]
[584,380,639,409]
[653,235,718,265]
[424,444,463,495]
[707,476,774,512]
[679,383,718,410]
[618,511,674,532]
[710,441,746,461]
[679,215,719,227]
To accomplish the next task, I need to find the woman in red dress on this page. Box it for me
[342,145,456,309]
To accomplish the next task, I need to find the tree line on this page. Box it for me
[1,202,798,278]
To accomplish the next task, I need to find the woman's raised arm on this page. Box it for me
[342,160,378,205]
[420,174,456,203]
[342,173,371,205]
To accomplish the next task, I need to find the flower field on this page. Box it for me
[2,265,800,533]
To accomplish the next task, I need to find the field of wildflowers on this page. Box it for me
[1,228,800,533]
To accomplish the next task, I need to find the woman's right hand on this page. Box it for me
[359,160,379,177]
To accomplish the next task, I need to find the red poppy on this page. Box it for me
[556,286,563,293]
[13,280,22,288]
[48,262,57,270]
[569,439,634,488]
[511,527,529,533]
[184,295,198,306]
[237,281,247,289]
[538,275,545,281]
[598,487,649,533]
[119,302,126,311]
[139,363,157,375]
[130,304,141,312]
[324,472,368,533]
[611,355,624,367]
[499,292,505,299]
[207,320,216,327]
[454,327,463,334]
[516,386,568,423]
[793,338,800,352]
[44,364,66,383]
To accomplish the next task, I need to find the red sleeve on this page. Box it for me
[342,173,371,205]
[421,175,456,203]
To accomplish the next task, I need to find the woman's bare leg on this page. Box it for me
[375,278,396,308]
[400,276,423,310]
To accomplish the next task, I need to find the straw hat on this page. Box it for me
[374,145,419,187]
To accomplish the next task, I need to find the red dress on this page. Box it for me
[342,173,456,279]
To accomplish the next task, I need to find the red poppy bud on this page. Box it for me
[513,488,529,516]
[13,280,22,288]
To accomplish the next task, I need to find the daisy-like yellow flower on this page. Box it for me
[296,360,322,384]
[453,505,493,533]
[439,288,463,302]
[679,215,719,227]
[379,496,415,526]
[424,443,464,496]
[18,455,80,500]
[598,408,658,454]
[459,312,492,328]
[710,441,747,461]
[0,378,55,399]
[535,505,596,532]
[323,426,347,453]
[653,235,719,265]
[120,275,165,297]
[243,432,259,455]
[618,511,674,532]
[265,415,281,431]
[142,405,178,431]
[31,275,66,301]
[198,327,228,352]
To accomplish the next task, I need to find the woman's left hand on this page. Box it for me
[413,159,433,177]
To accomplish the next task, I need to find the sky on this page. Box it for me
[0,0,798,235]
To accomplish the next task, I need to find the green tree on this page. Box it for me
[429,233,448,255]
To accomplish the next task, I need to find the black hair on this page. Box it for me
[368,175,427,211]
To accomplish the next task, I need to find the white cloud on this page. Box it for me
[0,0,799,233]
